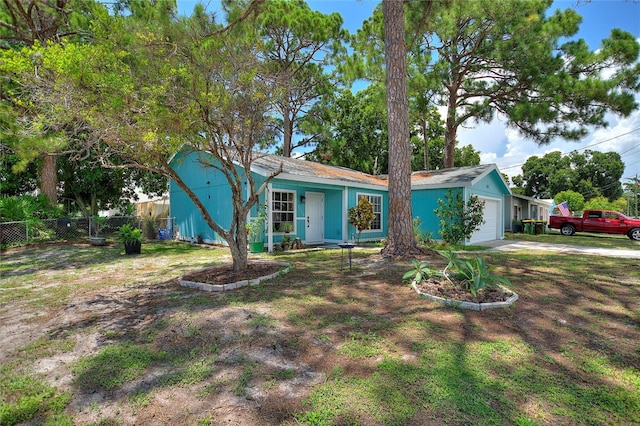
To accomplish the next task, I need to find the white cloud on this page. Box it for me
[455,93,640,184]
[455,37,640,184]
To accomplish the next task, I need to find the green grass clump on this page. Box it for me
[338,331,386,360]
[72,343,165,391]
[296,334,640,425]
[0,364,71,426]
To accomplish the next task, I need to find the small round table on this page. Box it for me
[338,243,356,270]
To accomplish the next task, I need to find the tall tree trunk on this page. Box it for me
[421,117,429,171]
[283,104,293,157]
[40,153,58,204]
[444,83,458,168]
[380,0,420,258]
[444,108,457,168]
[229,206,249,271]
[91,193,98,216]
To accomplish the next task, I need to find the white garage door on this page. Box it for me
[469,198,500,244]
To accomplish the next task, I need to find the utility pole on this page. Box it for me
[625,173,640,217]
[633,173,638,217]
[628,174,640,217]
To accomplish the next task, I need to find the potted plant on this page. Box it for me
[116,224,143,255]
[90,215,109,246]
[246,204,267,253]
[280,222,294,233]
[280,234,293,251]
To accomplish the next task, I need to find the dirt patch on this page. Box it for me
[181,262,284,285]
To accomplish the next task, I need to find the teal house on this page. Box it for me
[169,151,510,250]
[410,165,511,245]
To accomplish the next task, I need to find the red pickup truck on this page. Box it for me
[548,210,640,241]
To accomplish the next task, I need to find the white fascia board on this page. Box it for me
[273,172,387,192]
[411,183,470,191]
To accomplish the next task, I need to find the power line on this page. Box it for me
[500,127,640,171]
[619,143,640,157]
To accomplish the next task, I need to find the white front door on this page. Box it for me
[305,192,324,244]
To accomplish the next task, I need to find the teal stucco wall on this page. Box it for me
[411,187,456,238]
[170,151,237,243]
[348,187,388,241]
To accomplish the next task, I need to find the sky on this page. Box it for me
[177,0,640,184]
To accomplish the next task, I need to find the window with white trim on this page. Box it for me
[272,191,295,233]
[357,193,382,231]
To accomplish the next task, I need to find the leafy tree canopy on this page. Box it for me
[584,196,627,214]
[553,190,585,213]
[24,0,281,270]
[517,150,624,201]
[349,0,640,168]
[257,0,347,157]
[306,84,480,174]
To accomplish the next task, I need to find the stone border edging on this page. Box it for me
[179,261,292,292]
[412,282,518,311]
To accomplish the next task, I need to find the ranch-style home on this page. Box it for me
[169,151,511,251]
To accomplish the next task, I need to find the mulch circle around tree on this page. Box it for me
[414,278,513,304]
[180,262,284,285]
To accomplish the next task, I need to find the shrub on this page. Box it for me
[439,249,511,296]
[348,197,376,243]
[0,194,62,222]
[403,250,511,297]
[434,189,484,245]
[412,216,433,245]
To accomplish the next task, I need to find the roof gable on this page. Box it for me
[410,164,506,189]
[251,153,387,188]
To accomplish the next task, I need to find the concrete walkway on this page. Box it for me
[483,239,640,259]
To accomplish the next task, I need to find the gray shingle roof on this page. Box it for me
[250,153,501,189]
[251,153,387,187]
[410,164,497,187]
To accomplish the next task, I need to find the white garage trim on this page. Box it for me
[469,196,502,244]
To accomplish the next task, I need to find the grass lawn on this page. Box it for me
[505,229,640,250]
[0,239,639,425]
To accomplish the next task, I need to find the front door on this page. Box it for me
[305,192,324,244]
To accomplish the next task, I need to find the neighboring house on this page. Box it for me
[136,196,170,218]
[169,151,511,249]
[504,194,553,231]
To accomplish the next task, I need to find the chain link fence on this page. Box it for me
[0,216,175,247]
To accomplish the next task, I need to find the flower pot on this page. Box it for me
[89,237,107,246]
[249,241,264,253]
[124,241,141,255]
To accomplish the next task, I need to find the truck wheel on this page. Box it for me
[629,228,640,241]
[560,224,575,236]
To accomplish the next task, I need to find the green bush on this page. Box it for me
[0,195,62,222]
[440,249,511,296]
[434,189,485,245]
[403,250,511,296]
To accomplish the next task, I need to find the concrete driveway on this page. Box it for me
[483,239,640,259]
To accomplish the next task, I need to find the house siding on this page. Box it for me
[170,151,509,248]
[170,151,238,244]
[348,188,388,241]
[469,173,506,199]
[268,180,348,244]
[412,187,457,238]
